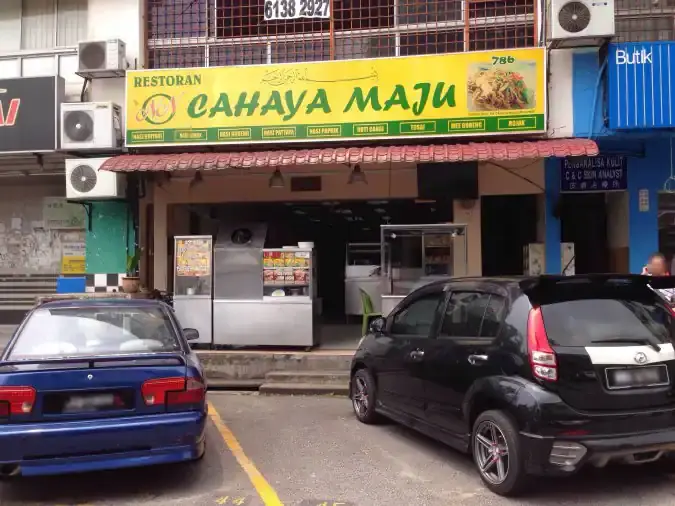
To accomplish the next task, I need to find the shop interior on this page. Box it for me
[480,194,539,276]
[169,197,457,349]
[558,193,621,274]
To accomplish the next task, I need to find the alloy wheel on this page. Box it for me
[474,420,510,485]
[352,376,369,417]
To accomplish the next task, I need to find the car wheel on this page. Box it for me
[472,410,528,497]
[351,368,380,424]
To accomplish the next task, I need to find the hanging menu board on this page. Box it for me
[175,237,212,277]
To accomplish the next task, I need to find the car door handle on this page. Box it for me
[409,349,425,361]
[468,354,489,365]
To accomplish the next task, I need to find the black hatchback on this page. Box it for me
[349,274,675,496]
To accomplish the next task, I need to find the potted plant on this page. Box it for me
[121,248,141,294]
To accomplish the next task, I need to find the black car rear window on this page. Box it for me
[539,290,674,347]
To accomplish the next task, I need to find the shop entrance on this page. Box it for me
[168,199,453,349]
[559,193,611,273]
[480,195,538,276]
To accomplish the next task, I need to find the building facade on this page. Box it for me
[547,0,675,274]
[7,0,666,312]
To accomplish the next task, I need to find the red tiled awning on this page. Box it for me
[101,139,598,172]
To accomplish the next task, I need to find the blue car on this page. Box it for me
[0,298,207,478]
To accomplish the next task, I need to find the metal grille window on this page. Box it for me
[146,0,539,69]
[21,0,88,50]
[615,0,675,42]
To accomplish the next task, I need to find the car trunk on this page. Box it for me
[0,355,187,422]
[528,278,675,412]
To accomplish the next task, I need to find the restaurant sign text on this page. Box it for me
[125,48,546,146]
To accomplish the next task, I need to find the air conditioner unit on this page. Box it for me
[548,0,615,48]
[78,39,126,74]
[66,158,126,201]
[61,102,122,151]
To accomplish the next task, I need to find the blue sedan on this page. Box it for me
[0,298,207,478]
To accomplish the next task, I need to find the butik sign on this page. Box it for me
[125,48,546,147]
[608,42,675,130]
[0,76,64,153]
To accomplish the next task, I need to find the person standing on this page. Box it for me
[642,253,675,303]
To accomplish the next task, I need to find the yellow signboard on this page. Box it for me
[62,256,85,274]
[126,48,546,146]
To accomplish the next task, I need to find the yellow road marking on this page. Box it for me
[208,403,284,506]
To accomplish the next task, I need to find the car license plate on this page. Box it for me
[63,394,115,413]
[605,365,670,390]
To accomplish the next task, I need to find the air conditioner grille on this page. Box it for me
[64,111,95,142]
[70,165,98,194]
[559,1,592,33]
[80,42,106,70]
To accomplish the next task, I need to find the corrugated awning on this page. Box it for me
[100,139,598,172]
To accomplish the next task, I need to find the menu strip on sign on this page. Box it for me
[264,0,330,20]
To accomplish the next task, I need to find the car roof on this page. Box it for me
[427,274,661,292]
[35,298,166,310]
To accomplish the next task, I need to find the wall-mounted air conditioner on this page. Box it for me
[66,158,126,201]
[548,0,615,48]
[77,39,127,78]
[61,102,122,151]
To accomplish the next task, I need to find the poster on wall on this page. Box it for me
[175,238,212,277]
[43,198,86,229]
[61,240,85,274]
[126,48,547,146]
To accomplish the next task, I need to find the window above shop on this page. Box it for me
[615,0,675,42]
[0,0,88,53]
[146,0,539,69]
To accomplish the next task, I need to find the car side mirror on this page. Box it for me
[183,328,200,341]
[368,317,386,334]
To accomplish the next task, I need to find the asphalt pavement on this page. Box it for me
[3,392,675,505]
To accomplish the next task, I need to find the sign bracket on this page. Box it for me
[68,201,92,232]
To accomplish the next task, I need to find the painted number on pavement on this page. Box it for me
[215,496,251,505]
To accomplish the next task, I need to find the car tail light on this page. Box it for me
[167,378,206,405]
[141,377,205,406]
[527,307,557,382]
[0,386,36,416]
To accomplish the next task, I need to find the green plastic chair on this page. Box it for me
[359,288,382,336]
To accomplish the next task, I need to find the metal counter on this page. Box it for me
[213,297,314,346]
[174,296,213,345]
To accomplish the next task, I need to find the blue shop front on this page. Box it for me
[545,41,675,274]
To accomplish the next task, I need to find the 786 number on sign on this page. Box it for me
[264,0,330,21]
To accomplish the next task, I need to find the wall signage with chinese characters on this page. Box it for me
[560,156,627,193]
[263,0,330,20]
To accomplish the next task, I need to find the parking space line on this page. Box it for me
[208,403,284,506]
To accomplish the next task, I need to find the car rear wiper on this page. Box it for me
[590,337,661,352]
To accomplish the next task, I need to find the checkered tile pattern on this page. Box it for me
[85,273,126,293]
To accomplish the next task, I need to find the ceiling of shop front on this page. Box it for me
[189,198,453,243]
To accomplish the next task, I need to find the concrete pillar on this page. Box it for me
[153,193,168,291]
[544,158,562,274]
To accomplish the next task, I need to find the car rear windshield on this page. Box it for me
[8,306,181,360]
[540,290,674,347]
